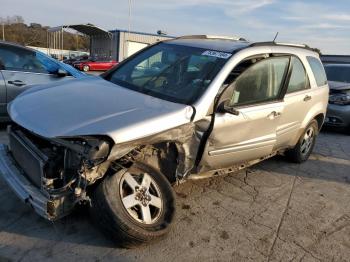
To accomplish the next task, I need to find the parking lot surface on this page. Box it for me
[0,126,349,262]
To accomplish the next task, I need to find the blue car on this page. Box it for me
[0,41,86,121]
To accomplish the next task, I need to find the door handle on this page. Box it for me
[267,111,281,119]
[8,80,26,86]
[303,95,312,102]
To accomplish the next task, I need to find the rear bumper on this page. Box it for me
[0,144,72,221]
[325,104,350,128]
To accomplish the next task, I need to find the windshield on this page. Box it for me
[105,43,229,104]
[324,65,350,83]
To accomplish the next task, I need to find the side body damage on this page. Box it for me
[3,122,205,220]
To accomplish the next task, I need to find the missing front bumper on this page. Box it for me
[0,144,73,221]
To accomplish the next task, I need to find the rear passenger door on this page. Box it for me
[275,56,313,148]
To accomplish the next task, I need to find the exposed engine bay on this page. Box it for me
[8,125,113,219]
[6,122,201,220]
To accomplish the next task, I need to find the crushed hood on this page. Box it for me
[8,78,194,143]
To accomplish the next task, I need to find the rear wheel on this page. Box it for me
[83,65,90,72]
[286,120,318,163]
[90,162,175,248]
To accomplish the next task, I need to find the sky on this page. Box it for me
[1,0,350,54]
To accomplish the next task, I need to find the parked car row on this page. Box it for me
[62,54,89,65]
[0,36,330,247]
[72,58,118,72]
[62,54,118,72]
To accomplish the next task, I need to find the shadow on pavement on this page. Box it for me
[0,125,349,253]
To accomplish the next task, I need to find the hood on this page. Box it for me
[328,81,350,91]
[9,78,194,143]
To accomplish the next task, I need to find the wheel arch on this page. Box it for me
[132,142,180,184]
[105,123,199,183]
[301,100,326,132]
[314,113,325,131]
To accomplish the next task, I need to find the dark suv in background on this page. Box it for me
[323,63,350,133]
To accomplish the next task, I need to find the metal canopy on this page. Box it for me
[48,24,111,37]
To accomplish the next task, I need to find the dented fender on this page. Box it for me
[106,122,207,179]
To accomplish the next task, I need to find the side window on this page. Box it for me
[306,56,327,86]
[287,57,309,93]
[230,57,289,106]
[0,45,48,73]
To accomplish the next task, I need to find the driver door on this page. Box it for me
[199,56,290,171]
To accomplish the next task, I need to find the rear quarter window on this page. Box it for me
[306,56,327,87]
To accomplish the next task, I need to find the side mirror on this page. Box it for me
[56,68,68,77]
[217,99,240,115]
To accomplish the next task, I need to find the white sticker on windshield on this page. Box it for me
[202,50,232,59]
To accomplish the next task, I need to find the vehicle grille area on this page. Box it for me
[8,127,48,188]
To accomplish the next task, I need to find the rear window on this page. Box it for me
[306,56,327,86]
[287,57,310,93]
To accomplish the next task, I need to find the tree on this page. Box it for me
[0,15,89,51]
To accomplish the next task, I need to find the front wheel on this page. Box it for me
[286,120,318,163]
[82,65,90,72]
[90,163,175,248]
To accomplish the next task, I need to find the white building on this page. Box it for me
[48,24,174,61]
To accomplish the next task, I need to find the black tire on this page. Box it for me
[286,120,318,163]
[90,162,175,248]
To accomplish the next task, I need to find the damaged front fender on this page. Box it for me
[107,122,204,180]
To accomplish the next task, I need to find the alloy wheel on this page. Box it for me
[119,171,163,224]
[300,126,315,156]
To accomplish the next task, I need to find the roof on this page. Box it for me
[0,40,21,47]
[109,29,176,38]
[324,63,350,67]
[250,41,320,53]
[321,55,350,64]
[48,24,112,37]
[0,41,36,52]
[166,38,250,53]
[166,36,319,55]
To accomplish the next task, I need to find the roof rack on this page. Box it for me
[177,35,247,41]
[249,41,320,53]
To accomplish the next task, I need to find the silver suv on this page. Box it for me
[0,35,329,247]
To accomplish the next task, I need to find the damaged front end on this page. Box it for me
[0,125,111,220]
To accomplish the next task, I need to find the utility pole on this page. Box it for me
[1,20,4,41]
[128,0,132,33]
